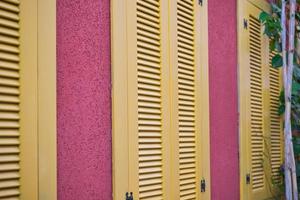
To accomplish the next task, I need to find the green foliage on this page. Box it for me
[260,0,300,196]
[259,11,282,41]
[272,54,283,68]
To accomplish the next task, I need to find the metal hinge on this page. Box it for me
[198,0,203,6]
[244,19,248,29]
[201,179,206,192]
[246,173,251,184]
[125,192,133,200]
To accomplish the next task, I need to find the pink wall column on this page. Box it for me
[57,0,112,199]
[208,1,239,199]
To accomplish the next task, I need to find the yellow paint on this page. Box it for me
[112,0,210,199]
[238,1,283,199]
[0,0,56,199]
[37,0,57,199]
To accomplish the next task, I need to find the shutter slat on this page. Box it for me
[136,1,164,199]
[177,1,197,198]
[249,15,265,191]
[0,1,21,199]
[269,50,283,185]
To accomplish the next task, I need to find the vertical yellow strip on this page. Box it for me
[37,0,57,199]
[238,1,251,199]
[169,0,180,198]
[195,0,211,199]
[19,0,38,199]
[127,0,139,197]
[111,0,129,199]
[261,25,272,196]
[160,0,172,199]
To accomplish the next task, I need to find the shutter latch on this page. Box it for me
[200,179,206,192]
[198,0,203,6]
[246,173,251,184]
[125,192,133,200]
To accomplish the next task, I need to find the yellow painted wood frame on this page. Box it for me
[18,0,56,199]
[238,0,283,199]
[112,0,210,199]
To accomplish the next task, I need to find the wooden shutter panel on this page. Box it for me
[0,1,21,198]
[268,50,283,185]
[136,0,164,199]
[248,15,266,192]
[112,0,210,199]
[239,1,283,199]
[0,1,55,199]
[169,1,210,199]
[174,1,199,199]
[125,0,171,199]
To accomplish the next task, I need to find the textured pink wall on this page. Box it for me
[208,1,239,199]
[57,0,112,199]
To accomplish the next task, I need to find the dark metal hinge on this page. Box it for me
[198,0,203,6]
[246,173,251,185]
[125,192,133,200]
[201,179,206,192]
[244,19,248,29]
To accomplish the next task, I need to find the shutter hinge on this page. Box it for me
[198,0,203,6]
[244,19,248,29]
[246,173,251,184]
[125,192,133,200]
[200,179,206,192]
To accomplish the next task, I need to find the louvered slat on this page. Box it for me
[137,0,163,199]
[269,50,283,184]
[249,15,265,191]
[0,0,21,199]
[177,1,197,199]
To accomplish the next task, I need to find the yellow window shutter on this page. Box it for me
[239,1,283,199]
[115,0,172,199]
[177,1,199,198]
[268,51,283,185]
[134,0,165,198]
[0,1,56,199]
[248,14,265,193]
[169,1,210,199]
[0,1,23,198]
[112,0,210,199]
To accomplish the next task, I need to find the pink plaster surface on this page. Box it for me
[57,0,112,199]
[208,1,240,199]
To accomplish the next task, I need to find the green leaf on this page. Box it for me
[292,81,300,95]
[278,104,285,115]
[259,11,269,23]
[270,40,276,51]
[279,90,284,103]
[271,54,283,68]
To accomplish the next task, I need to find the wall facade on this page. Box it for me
[57,0,112,199]
[208,0,240,199]
[57,0,239,199]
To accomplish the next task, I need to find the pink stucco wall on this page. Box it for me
[57,0,112,199]
[208,1,239,199]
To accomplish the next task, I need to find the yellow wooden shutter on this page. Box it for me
[0,1,56,199]
[0,1,22,198]
[169,1,210,199]
[239,1,283,199]
[134,0,165,198]
[248,14,266,194]
[268,50,283,185]
[124,0,171,199]
[112,0,210,199]
[176,1,198,198]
